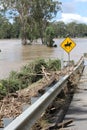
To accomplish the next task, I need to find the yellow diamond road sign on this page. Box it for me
[60,37,76,53]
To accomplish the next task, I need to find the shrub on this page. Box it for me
[0,58,61,98]
[33,59,48,81]
[48,59,61,71]
[0,82,6,99]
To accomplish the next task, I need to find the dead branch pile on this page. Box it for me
[0,65,74,127]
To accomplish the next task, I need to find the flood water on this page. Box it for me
[0,38,87,79]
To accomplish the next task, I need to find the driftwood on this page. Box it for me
[57,119,73,129]
[0,101,5,128]
[41,65,51,80]
[79,79,87,83]
[0,70,57,127]
[38,75,56,95]
[47,119,73,130]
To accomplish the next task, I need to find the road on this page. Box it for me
[64,63,87,130]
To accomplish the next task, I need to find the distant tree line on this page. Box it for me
[52,21,87,38]
[0,15,21,39]
[0,15,87,39]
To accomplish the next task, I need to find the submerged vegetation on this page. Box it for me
[0,59,61,99]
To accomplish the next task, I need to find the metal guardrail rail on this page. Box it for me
[4,57,84,130]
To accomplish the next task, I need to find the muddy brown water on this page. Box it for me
[0,38,87,79]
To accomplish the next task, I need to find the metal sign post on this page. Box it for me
[68,52,70,66]
[61,50,64,69]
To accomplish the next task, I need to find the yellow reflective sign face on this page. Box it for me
[60,37,76,53]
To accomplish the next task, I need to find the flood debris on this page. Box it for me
[0,65,75,128]
[0,70,57,127]
[30,66,83,130]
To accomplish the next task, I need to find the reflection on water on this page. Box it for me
[0,38,87,79]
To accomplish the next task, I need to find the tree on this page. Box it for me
[26,16,39,44]
[0,14,12,38]
[11,17,21,38]
[45,26,55,47]
[30,0,61,44]
[0,0,61,45]
[53,21,66,38]
[76,23,87,37]
[66,22,78,37]
[0,0,32,45]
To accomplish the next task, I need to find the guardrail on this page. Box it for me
[4,57,84,130]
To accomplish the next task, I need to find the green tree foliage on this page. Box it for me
[0,0,61,45]
[54,21,66,38]
[31,0,61,44]
[0,14,21,39]
[53,21,87,38]
[0,0,32,44]
[26,16,39,43]
[45,26,55,47]
[11,17,21,38]
[0,14,11,38]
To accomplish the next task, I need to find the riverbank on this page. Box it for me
[0,64,74,128]
[0,38,87,79]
